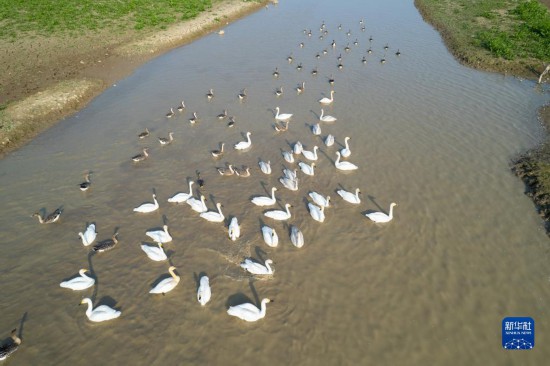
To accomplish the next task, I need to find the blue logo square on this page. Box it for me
[502,317,534,350]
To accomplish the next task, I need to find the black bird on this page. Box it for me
[93,232,119,253]
[0,329,21,361]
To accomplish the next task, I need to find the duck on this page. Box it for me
[92,232,119,252]
[234,132,252,150]
[240,258,274,275]
[340,136,352,157]
[138,128,150,139]
[290,225,304,248]
[211,143,225,158]
[234,166,251,177]
[177,100,186,112]
[274,121,288,132]
[217,109,228,120]
[140,242,167,261]
[312,123,322,136]
[325,134,335,146]
[275,107,293,121]
[308,203,325,223]
[261,226,279,247]
[206,89,214,101]
[131,148,149,162]
[158,132,174,145]
[59,269,95,290]
[296,81,305,94]
[78,223,97,246]
[79,172,92,191]
[334,151,358,170]
[365,203,397,223]
[272,67,279,78]
[259,160,272,175]
[337,188,361,204]
[282,150,295,163]
[299,161,315,176]
[264,203,292,220]
[189,112,199,124]
[167,181,194,203]
[251,187,277,206]
[309,192,330,207]
[227,298,271,322]
[165,108,175,118]
[80,298,121,322]
[275,86,283,97]
[319,109,337,122]
[32,208,62,224]
[293,141,303,155]
[200,202,224,223]
[187,195,208,213]
[319,90,335,105]
[302,146,319,161]
[150,266,180,295]
[133,193,159,213]
[228,217,240,241]
[217,164,235,176]
[279,176,298,191]
[197,276,211,306]
[146,225,173,243]
[0,329,21,361]
[228,116,236,127]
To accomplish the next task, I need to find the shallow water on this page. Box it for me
[1,0,550,364]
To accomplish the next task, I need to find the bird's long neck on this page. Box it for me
[84,299,93,317]
[345,138,350,150]
[355,189,360,199]
[169,268,179,280]
[265,261,272,274]
[320,109,324,118]
[388,204,395,220]
[260,300,268,317]
[35,214,44,223]
[335,153,341,164]
[285,205,291,216]
[271,188,276,200]
[188,181,193,195]
[217,204,223,216]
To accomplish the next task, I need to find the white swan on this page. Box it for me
[60,269,95,290]
[293,141,303,155]
[259,160,272,175]
[261,226,279,247]
[134,193,159,213]
[78,223,97,246]
[167,181,194,203]
[337,188,361,204]
[234,132,252,150]
[200,202,224,223]
[146,225,172,243]
[325,134,335,147]
[308,203,326,223]
[187,195,208,213]
[302,146,319,161]
[150,266,180,294]
[240,258,274,275]
[365,203,397,223]
[227,298,271,322]
[335,151,358,170]
[251,187,277,206]
[312,123,322,136]
[309,192,330,207]
[319,90,335,105]
[283,168,297,180]
[264,203,292,221]
[299,161,315,176]
[320,109,337,122]
[290,225,304,248]
[141,242,167,261]
[275,107,293,121]
[228,217,240,241]
[197,276,211,306]
[283,150,295,163]
[279,176,298,191]
[340,136,351,157]
[80,298,121,322]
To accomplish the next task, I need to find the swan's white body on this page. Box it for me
[279,177,299,191]
[167,181,194,203]
[197,276,211,306]
[302,146,319,161]
[150,266,180,294]
[283,168,297,180]
[308,203,326,223]
[290,225,304,248]
[234,132,252,150]
[337,188,361,204]
[240,258,274,275]
[228,217,240,241]
[264,203,292,221]
[325,134,335,147]
[340,137,351,157]
[309,192,330,207]
[200,202,224,223]
[259,160,272,175]
[134,194,159,213]
[319,90,335,105]
[320,109,337,122]
[283,150,295,163]
[251,187,277,206]
[81,298,121,322]
[275,107,293,121]
[299,162,315,176]
[78,224,97,246]
[187,195,208,213]
[141,243,167,261]
[293,141,303,155]
[312,123,322,136]
[335,151,358,170]
[60,269,95,290]
[365,203,397,223]
[146,225,173,243]
[261,226,279,247]
[227,298,271,322]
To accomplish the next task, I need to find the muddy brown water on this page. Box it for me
[1,0,550,364]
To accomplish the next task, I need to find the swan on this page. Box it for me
[79,223,97,246]
[200,202,224,223]
[227,298,271,322]
[167,181,194,203]
[309,192,330,207]
[312,123,322,136]
[32,208,62,224]
[92,233,119,252]
[365,203,397,223]
[165,108,174,118]
[319,90,335,105]
[228,217,240,241]
[362,56,367,64]
[187,195,208,213]
[80,298,121,322]
[217,164,234,176]
[234,132,252,150]
[240,258,274,275]
[228,116,236,127]
[290,225,304,248]
[141,242,167,261]
[282,150,295,163]
[133,193,159,213]
[264,203,292,221]
[261,225,279,247]
[283,168,298,180]
[275,107,293,121]
[325,134,335,147]
[275,86,283,97]
[177,100,185,111]
[0,329,21,361]
[308,203,325,223]
[296,81,305,94]
[272,67,279,78]
[251,187,277,206]
[158,132,174,145]
[340,136,351,157]
[217,109,227,120]
[60,269,95,290]
[132,148,149,162]
[211,143,225,158]
[337,188,361,204]
[259,160,271,175]
[146,225,172,243]
[274,121,288,132]
[197,276,211,306]
[238,88,247,101]
[328,74,335,85]
[287,53,293,63]
[150,266,180,295]
[279,176,298,191]
[335,151,358,171]
[234,166,251,177]
[293,141,303,155]
[79,172,91,191]
[189,112,199,124]
[299,161,315,176]
[206,89,214,100]
[302,146,319,161]
[138,128,149,139]
[319,109,337,122]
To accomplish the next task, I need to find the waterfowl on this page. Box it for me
[234,166,251,177]
[282,150,294,163]
[234,131,252,150]
[138,128,150,139]
[264,203,292,220]
[158,132,174,145]
[338,24,342,30]
[337,62,344,70]
[309,192,330,207]
[177,100,186,112]
[60,269,95,290]
[78,223,97,246]
[337,188,361,204]
[165,108,175,118]
[340,136,352,157]
[189,112,199,124]
[367,47,372,54]
[92,232,119,252]
[361,26,366,32]
[141,242,167,261]
[323,48,328,55]
[347,29,351,36]
[196,170,205,188]
[319,90,335,105]
[80,298,121,322]
[293,141,303,155]
[337,54,343,62]
[287,53,293,63]
[228,217,240,241]
[200,202,224,222]
[308,203,325,223]
[32,208,62,224]
[320,109,337,122]
[272,67,279,78]
[354,38,359,46]
[296,82,305,95]
[168,181,194,203]
[275,86,283,97]
[384,44,389,50]
[331,40,336,48]
[396,49,401,56]
[344,43,351,52]
[279,176,298,191]
[362,56,367,64]
[380,56,386,64]
[311,67,318,76]
[0,329,21,361]
[290,225,304,248]
[283,168,298,180]
[315,53,321,59]
[227,116,236,128]
[150,266,180,295]
[146,225,173,243]
[217,109,228,120]
[211,143,225,158]
[217,164,234,176]
[299,42,304,48]
[251,187,277,206]
[238,88,247,101]
[325,134,335,146]
[328,75,335,85]
[312,123,322,136]
[187,195,208,213]
[227,298,271,322]
[206,89,214,101]
[299,161,315,176]
[369,35,373,42]
[275,107,293,121]
[133,193,159,213]
[132,148,149,162]
[296,63,303,71]
[240,258,274,275]
[302,146,319,161]
[365,203,397,223]
[261,226,279,247]
[334,151,358,171]
[274,121,288,132]
[259,160,272,175]
[197,276,211,306]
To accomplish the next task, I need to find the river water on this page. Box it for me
[1,0,549,364]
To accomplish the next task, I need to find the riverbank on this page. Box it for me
[0,0,269,157]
